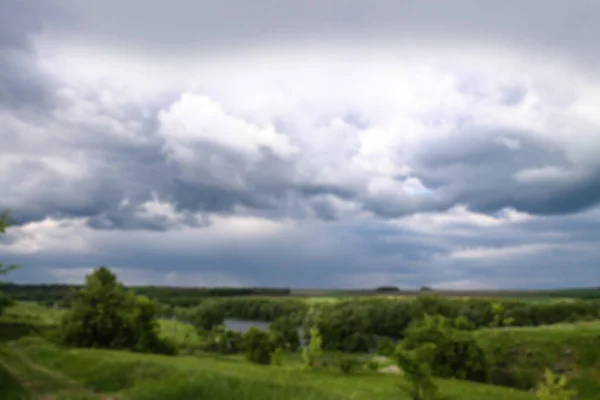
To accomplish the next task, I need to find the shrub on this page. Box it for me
[336,354,360,374]
[535,369,577,400]
[270,347,284,366]
[200,325,245,354]
[453,315,475,331]
[244,327,274,365]
[57,267,173,354]
[365,358,380,372]
[377,337,396,356]
[302,327,323,368]
[403,314,488,383]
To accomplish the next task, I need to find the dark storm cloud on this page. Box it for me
[0,0,64,111]
[406,126,600,216]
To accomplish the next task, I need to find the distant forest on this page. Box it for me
[2,282,600,308]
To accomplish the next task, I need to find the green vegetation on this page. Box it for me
[1,265,599,399]
[0,210,20,278]
[244,326,274,365]
[535,369,576,400]
[57,267,175,354]
[396,343,439,400]
[302,326,324,368]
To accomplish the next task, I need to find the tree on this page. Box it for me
[270,315,301,351]
[244,327,274,365]
[0,210,20,276]
[190,299,225,332]
[396,343,439,400]
[0,210,19,316]
[302,327,323,368]
[403,314,488,383]
[58,267,174,354]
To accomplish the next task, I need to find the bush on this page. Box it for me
[244,327,274,365]
[535,369,577,400]
[336,354,360,374]
[270,347,284,366]
[199,325,245,354]
[377,337,396,356]
[403,314,488,383]
[57,267,173,354]
[365,358,380,372]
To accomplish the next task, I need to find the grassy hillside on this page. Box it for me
[476,321,600,398]
[0,302,540,400]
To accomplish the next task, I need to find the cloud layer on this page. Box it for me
[1,0,599,288]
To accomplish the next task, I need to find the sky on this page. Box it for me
[1,0,599,290]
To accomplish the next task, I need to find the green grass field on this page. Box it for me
[0,302,543,400]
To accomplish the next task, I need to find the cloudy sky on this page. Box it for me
[1,0,599,289]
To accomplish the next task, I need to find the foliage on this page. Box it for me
[270,314,301,351]
[198,325,245,354]
[244,327,274,365]
[376,286,400,292]
[365,358,380,372]
[535,369,576,400]
[302,327,323,368]
[453,315,475,331]
[189,299,226,331]
[57,267,175,354]
[378,336,396,356]
[0,210,19,317]
[0,210,20,277]
[403,314,489,382]
[270,347,284,366]
[490,303,515,328]
[336,354,360,374]
[396,343,439,400]
[475,323,600,393]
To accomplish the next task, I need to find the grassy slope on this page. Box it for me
[476,321,600,398]
[0,302,538,400]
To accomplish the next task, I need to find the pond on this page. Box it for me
[223,318,271,333]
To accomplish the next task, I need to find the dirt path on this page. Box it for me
[0,343,115,400]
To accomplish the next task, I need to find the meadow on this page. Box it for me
[0,303,539,400]
[1,295,600,400]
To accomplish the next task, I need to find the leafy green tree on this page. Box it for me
[244,327,274,365]
[270,315,301,351]
[403,314,488,382]
[58,267,174,354]
[0,210,19,276]
[302,327,323,368]
[396,342,439,400]
[0,210,19,316]
[490,302,515,327]
[190,299,225,331]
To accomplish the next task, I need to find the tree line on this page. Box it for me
[168,295,600,353]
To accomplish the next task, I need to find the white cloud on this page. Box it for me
[448,243,556,260]
[158,94,298,159]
